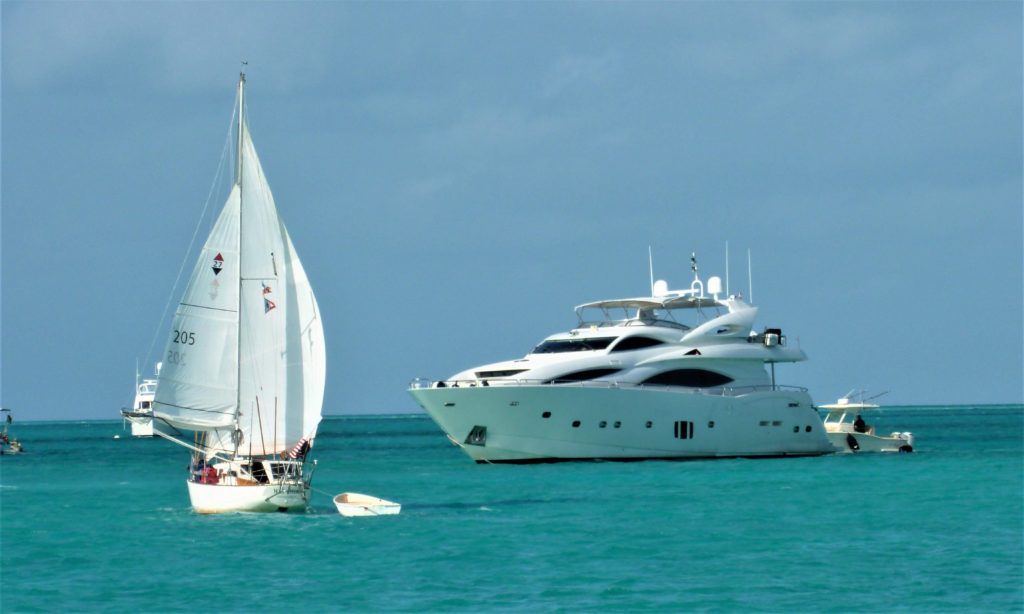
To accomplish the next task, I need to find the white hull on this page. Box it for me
[827,431,914,454]
[334,492,401,517]
[187,479,309,514]
[410,385,833,462]
[130,416,154,437]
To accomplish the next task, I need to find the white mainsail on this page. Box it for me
[153,94,325,459]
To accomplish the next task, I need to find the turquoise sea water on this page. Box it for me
[1,406,1021,612]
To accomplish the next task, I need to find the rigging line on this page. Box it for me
[143,94,241,372]
[256,397,267,460]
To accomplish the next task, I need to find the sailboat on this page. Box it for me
[150,72,326,513]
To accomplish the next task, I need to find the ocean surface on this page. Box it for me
[1,406,1021,612]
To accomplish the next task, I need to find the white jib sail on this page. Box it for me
[154,116,325,456]
[152,187,241,431]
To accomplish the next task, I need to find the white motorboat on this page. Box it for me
[120,364,158,437]
[409,255,834,463]
[149,72,327,513]
[819,391,914,453]
[333,493,402,517]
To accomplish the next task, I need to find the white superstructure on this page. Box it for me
[150,72,326,513]
[409,257,833,463]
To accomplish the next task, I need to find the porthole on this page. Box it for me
[542,411,551,419]
[614,421,621,428]
[572,420,581,428]
[708,421,715,428]
[645,421,652,428]
[599,421,607,428]
[805,425,812,432]
[793,426,799,433]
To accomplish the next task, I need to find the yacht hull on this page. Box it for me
[186,480,309,514]
[410,385,833,462]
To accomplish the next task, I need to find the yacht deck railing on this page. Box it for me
[409,378,806,397]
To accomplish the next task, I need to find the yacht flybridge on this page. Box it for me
[409,257,834,463]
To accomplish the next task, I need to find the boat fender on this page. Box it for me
[899,444,913,453]
[845,433,860,451]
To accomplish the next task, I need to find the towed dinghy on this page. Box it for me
[334,492,401,517]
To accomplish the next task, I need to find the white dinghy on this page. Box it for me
[820,391,913,454]
[150,72,326,513]
[334,493,401,517]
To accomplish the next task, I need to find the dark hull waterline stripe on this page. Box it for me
[476,452,828,465]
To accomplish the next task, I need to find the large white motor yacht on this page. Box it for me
[409,258,835,463]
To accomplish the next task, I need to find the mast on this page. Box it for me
[233,70,246,458]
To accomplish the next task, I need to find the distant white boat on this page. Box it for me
[149,72,326,514]
[819,391,913,453]
[334,493,401,517]
[121,364,159,437]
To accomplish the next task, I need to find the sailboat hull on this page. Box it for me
[186,480,309,514]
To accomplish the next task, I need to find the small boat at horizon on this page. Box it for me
[1,408,23,455]
[409,255,835,463]
[147,72,326,513]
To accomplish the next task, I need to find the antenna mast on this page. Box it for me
[725,241,730,295]
[747,248,753,304]
[648,246,654,295]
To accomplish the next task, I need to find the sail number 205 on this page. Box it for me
[173,329,196,345]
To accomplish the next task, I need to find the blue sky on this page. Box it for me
[3,1,1021,421]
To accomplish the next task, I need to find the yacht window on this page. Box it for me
[610,336,665,352]
[572,420,581,428]
[545,368,621,384]
[532,337,616,354]
[641,369,734,388]
[140,401,151,409]
[542,411,551,418]
[476,369,528,378]
[674,421,694,439]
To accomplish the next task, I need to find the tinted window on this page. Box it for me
[610,336,665,352]
[641,369,734,388]
[475,369,528,378]
[532,337,616,354]
[545,368,622,384]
